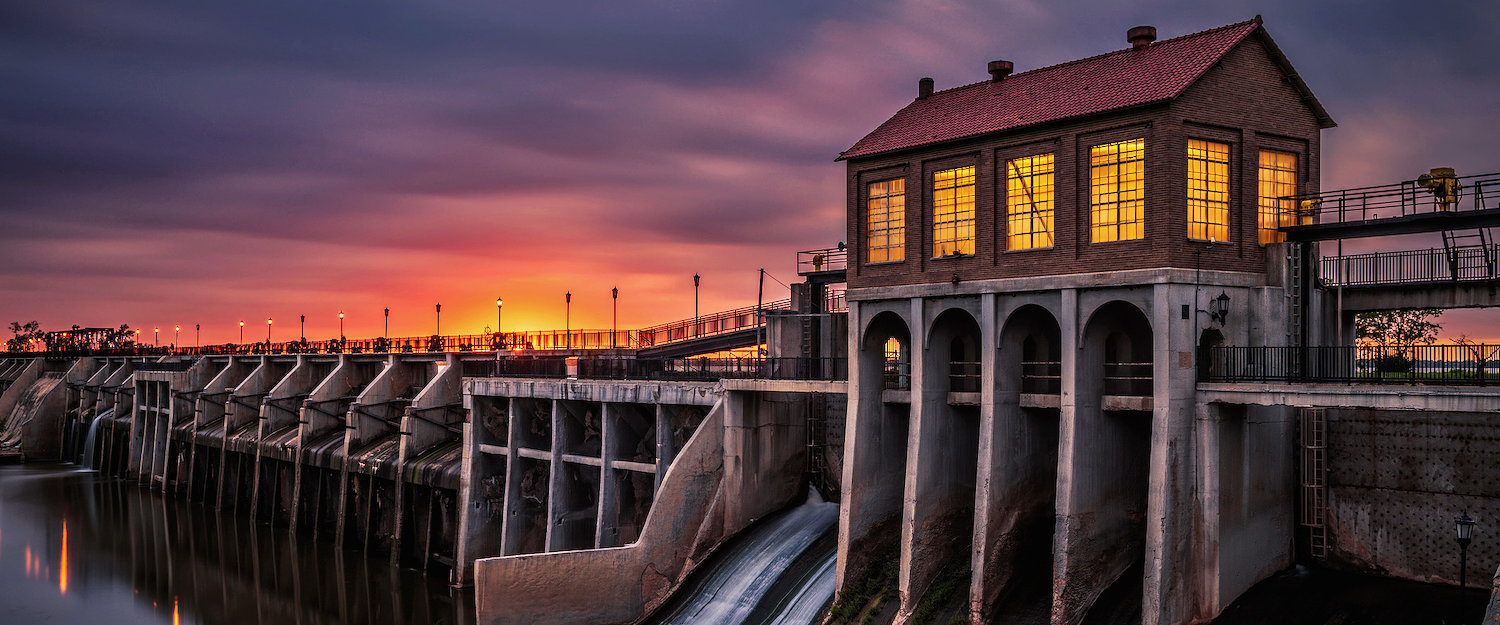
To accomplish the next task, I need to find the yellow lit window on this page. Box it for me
[933,165,975,257]
[867,178,906,263]
[1090,138,1145,242]
[1258,150,1298,244]
[1188,139,1230,242]
[1006,153,1055,250]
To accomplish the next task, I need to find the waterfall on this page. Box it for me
[81,409,107,470]
[645,490,839,625]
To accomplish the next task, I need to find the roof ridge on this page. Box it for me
[923,18,1260,99]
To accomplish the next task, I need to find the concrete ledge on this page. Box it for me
[465,378,719,406]
[1020,393,1060,409]
[1102,395,1152,412]
[1199,382,1500,412]
[881,389,911,403]
[720,379,847,394]
[848,267,1267,301]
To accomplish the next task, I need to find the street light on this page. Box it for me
[1456,511,1476,603]
[195,324,200,348]
[693,273,700,336]
[174,326,180,348]
[435,303,441,336]
[496,297,503,337]
[339,310,345,340]
[565,292,572,349]
[266,317,273,343]
[611,286,619,349]
[299,315,305,341]
[154,327,159,347]
[383,308,389,338]
[239,320,244,343]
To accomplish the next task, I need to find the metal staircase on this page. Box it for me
[1441,227,1497,281]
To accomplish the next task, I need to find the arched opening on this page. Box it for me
[1198,328,1225,380]
[905,307,983,617]
[840,311,914,590]
[1059,300,1154,625]
[975,304,1063,621]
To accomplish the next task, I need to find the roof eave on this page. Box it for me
[1250,26,1336,129]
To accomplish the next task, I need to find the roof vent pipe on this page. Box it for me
[987,60,1014,82]
[918,77,934,99]
[1128,25,1157,49]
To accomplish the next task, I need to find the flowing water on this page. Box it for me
[80,413,103,470]
[0,463,474,625]
[645,490,840,625]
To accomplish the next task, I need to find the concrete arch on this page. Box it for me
[1082,300,1154,397]
[926,307,982,393]
[1000,304,1062,395]
[1055,299,1156,625]
[838,309,915,592]
[902,305,984,619]
[971,303,1064,620]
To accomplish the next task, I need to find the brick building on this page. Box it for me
[835,18,1336,625]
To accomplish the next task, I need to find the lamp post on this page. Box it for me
[565,292,571,349]
[435,303,441,336]
[154,327,159,347]
[195,324,199,348]
[299,315,305,341]
[693,273,700,336]
[174,326,180,348]
[383,308,389,338]
[134,329,140,347]
[239,320,244,343]
[611,287,619,349]
[339,311,345,340]
[1456,511,1475,604]
[266,317,272,343]
[496,297,503,346]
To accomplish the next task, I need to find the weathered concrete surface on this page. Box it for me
[0,373,66,460]
[475,400,727,625]
[1322,408,1500,587]
[1340,281,1500,311]
[1199,383,1500,412]
[1486,563,1500,623]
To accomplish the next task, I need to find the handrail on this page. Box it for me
[1283,171,1500,227]
[1201,344,1498,385]
[1321,244,1499,287]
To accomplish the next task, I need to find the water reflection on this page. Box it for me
[0,463,473,625]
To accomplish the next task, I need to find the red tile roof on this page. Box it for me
[839,19,1321,161]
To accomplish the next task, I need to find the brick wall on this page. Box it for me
[844,34,1325,290]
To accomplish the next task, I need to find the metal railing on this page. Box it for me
[1022,360,1061,394]
[949,361,981,393]
[463,356,846,382]
[1201,344,1499,385]
[1321,245,1500,287]
[635,300,790,348]
[1104,362,1153,396]
[1284,171,1500,226]
[797,246,848,276]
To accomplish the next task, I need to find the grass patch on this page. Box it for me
[827,544,899,625]
[910,559,971,625]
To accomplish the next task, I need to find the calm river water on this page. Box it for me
[0,463,474,625]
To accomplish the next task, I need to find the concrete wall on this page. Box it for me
[474,399,727,625]
[1323,408,1500,587]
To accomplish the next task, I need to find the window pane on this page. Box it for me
[1090,138,1145,242]
[1258,149,1297,244]
[867,177,905,263]
[933,165,975,256]
[1187,139,1230,242]
[1006,153,1055,250]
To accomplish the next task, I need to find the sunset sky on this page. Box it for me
[3,1,1497,343]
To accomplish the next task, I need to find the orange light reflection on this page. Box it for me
[174,597,180,625]
[59,519,67,594]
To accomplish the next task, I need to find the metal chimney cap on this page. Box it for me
[1128,25,1157,49]
[987,60,1014,82]
[918,77,934,99]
